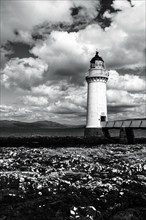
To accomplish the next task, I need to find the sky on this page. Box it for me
[0,0,146,125]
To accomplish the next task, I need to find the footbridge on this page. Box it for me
[102,119,146,143]
[101,118,146,128]
[85,119,146,143]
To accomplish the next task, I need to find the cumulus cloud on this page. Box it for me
[0,104,32,120]
[0,47,13,69]
[107,90,137,107]
[1,71,145,123]
[79,6,145,69]
[1,57,48,89]
[29,1,145,86]
[20,72,145,122]
[23,96,48,106]
[108,70,146,92]
[30,31,91,84]
[1,0,131,45]
[0,0,73,44]
[2,1,145,82]
[31,81,87,115]
[72,0,98,18]
[0,103,58,122]
[107,69,146,117]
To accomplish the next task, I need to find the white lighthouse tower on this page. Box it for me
[85,51,109,136]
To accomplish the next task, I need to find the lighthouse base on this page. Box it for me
[84,128,105,137]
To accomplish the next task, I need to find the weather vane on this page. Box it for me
[96,48,99,54]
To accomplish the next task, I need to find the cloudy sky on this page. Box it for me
[0,0,145,125]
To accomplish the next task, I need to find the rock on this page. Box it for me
[137,175,146,182]
[62,171,87,182]
[109,208,146,220]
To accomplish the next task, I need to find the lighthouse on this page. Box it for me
[85,51,109,136]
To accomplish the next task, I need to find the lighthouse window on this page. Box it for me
[101,116,106,122]
[91,63,95,68]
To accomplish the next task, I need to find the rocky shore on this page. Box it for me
[0,144,146,220]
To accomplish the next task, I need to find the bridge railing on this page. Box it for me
[101,119,146,128]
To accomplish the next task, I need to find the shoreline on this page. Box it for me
[0,136,146,148]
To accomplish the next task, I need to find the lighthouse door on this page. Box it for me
[101,116,106,122]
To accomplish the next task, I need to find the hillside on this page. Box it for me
[0,120,66,129]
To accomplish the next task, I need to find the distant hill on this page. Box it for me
[0,120,66,129]
[0,120,84,137]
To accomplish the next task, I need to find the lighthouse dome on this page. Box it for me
[90,51,104,69]
[90,51,104,64]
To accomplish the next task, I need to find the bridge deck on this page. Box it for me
[101,119,146,128]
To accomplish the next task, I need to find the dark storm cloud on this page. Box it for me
[71,6,83,17]
[4,41,36,59]
[2,0,145,91]
[48,107,86,118]
[31,0,133,39]
[1,0,134,72]
[54,111,82,115]
[108,104,138,114]
[53,65,87,85]
[116,66,146,77]
[71,0,132,30]
[32,17,92,38]
[31,33,44,41]
[94,0,121,29]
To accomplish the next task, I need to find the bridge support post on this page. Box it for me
[102,128,110,139]
[119,128,135,144]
